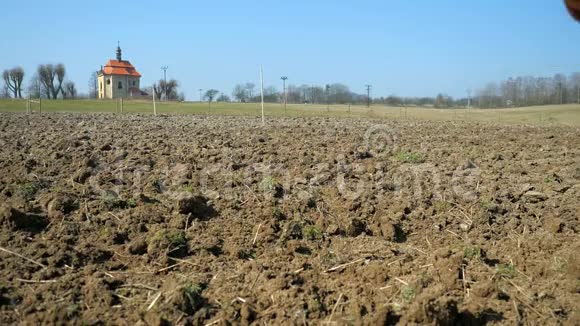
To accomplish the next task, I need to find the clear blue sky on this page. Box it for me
[1,0,578,100]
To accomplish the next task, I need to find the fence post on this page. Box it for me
[121,98,124,113]
[27,95,30,114]
[39,98,42,114]
[153,89,157,116]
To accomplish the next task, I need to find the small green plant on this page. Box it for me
[101,191,126,210]
[463,246,482,260]
[544,175,554,184]
[98,227,111,239]
[66,303,80,318]
[126,198,137,208]
[401,286,416,302]
[260,176,281,192]
[480,199,494,209]
[150,230,188,253]
[272,206,285,220]
[433,200,451,213]
[20,183,40,201]
[395,151,424,164]
[496,263,516,278]
[178,282,206,314]
[302,225,322,240]
[166,231,187,248]
[552,256,567,273]
[237,248,257,260]
[19,181,49,201]
[183,185,195,193]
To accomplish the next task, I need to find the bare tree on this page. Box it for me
[434,93,453,108]
[153,79,179,100]
[0,82,10,98]
[88,71,98,99]
[204,89,219,102]
[26,74,42,98]
[204,89,219,111]
[2,67,25,98]
[37,65,54,98]
[570,72,580,103]
[245,83,255,101]
[62,81,77,99]
[232,84,248,102]
[38,64,66,99]
[55,64,65,97]
[217,93,231,102]
[262,86,280,102]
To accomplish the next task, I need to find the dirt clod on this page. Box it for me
[175,192,211,216]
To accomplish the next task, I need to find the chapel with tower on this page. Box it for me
[97,44,142,99]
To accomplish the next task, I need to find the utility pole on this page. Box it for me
[467,89,472,108]
[365,84,372,108]
[199,89,203,102]
[161,66,168,101]
[280,76,288,113]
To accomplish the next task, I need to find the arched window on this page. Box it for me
[107,79,111,85]
[118,81,123,89]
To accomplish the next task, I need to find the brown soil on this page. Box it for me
[0,113,578,325]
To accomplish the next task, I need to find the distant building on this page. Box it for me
[97,45,144,99]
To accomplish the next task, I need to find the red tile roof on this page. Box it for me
[102,60,141,77]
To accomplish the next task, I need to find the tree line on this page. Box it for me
[2,65,77,99]
[475,73,580,108]
[3,65,579,109]
[229,82,370,104]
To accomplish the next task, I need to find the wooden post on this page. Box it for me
[348,103,351,113]
[27,96,30,114]
[39,98,42,114]
[121,98,124,113]
[260,65,265,125]
[153,89,157,116]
